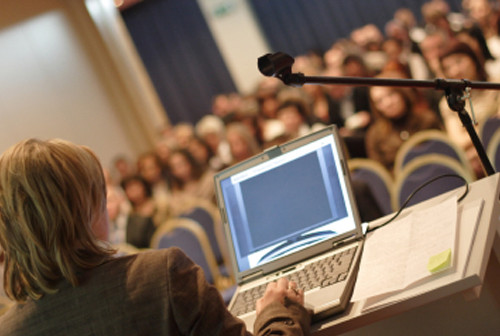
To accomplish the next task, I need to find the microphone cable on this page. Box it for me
[366,173,469,234]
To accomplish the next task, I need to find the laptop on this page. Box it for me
[214,125,364,330]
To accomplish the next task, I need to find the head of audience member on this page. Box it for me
[136,152,168,188]
[211,93,232,118]
[226,122,261,164]
[154,139,174,168]
[112,155,135,184]
[276,99,310,139]
[321,67,349,102]
[439,40,488,81]
[463,0,497,31]
[385,19,410,45]
[419,29,450,77]
[211,93,242,122]
[394,8,418,31]
[255,77,283,120]
[172,122,195,149]
[350,24,384,52]
[120,175,153,212]
[187,135,214,170]
[422,0,451,33]
[0,139,115,302]
[342,54,370,77]
[234,96,265,146]
[195,114,226,156]
[382,38,405,62]
[168,148,204,190]
[369,73,418,124]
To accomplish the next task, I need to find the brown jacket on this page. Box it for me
[0,248,310,335]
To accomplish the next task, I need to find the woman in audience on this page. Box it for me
[438,40,500,177]
[111,154,135,185]
[120,175,165,248]
[463,0,500,75]
[187,135,217,171]
[136,151,171,204]
[0,138,310,335]
[168,148,216,207]
[226,122,262,164]
[365,71,442,172]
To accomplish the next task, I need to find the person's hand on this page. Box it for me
[255,278,304,315]
[345,111,371,130]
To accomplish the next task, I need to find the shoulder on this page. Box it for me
[121,247,191,271]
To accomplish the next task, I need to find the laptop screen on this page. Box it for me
[218,129,358,273]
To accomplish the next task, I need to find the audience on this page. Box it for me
[95,0,500,256]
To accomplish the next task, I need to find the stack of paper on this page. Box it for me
[352,196,459,311]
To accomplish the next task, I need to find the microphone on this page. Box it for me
[257,52,305,86]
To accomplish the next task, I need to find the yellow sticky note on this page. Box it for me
[427,248,452,273]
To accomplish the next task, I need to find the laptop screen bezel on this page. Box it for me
[214,125,363,284]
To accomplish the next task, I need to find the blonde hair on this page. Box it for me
[0,139,115,302]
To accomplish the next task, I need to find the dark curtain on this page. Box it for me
[249,0,462,56]
[121,0,237,125]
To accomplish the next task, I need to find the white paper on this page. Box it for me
[352,196,458,302]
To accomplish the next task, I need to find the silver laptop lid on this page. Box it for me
[214,125,362,284]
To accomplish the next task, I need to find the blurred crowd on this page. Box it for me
[104,0,500,249]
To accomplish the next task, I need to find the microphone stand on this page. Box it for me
[258,52,498,176]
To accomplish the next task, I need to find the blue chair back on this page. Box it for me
[393,130,473,178]
[181,207,223,265]
[480,117,500,151]
[401,140,461,167]
[153,220,217,284]
[349,159,394,215]
[393,154,473,210]
[486,128,500,173]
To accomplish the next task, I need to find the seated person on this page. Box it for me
[366,72,442,172]
[120,175,170,248]
[438,40,500,178]
[0,138,311,335]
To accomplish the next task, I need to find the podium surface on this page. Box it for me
[313,173,500,335]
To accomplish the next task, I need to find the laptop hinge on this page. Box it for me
[332,234,358,248]
[242,270,264,283]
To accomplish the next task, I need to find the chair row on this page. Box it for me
[349,129,480,216]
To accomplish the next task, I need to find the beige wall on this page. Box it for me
[197,0,270,94]
[0,0,167,169]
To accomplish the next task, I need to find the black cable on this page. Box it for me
[366,173,469,234]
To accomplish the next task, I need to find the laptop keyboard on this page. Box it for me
[230,245,358,316]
